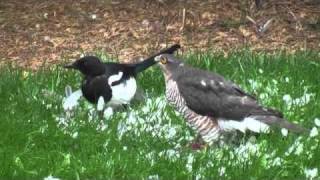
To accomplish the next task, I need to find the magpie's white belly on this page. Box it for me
[108,77,137,106]
[218,117,270,133]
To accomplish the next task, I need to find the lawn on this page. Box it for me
[0,51,319,180]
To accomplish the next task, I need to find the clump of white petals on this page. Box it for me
[43,175,60,180]
[304,168,318,180]
[285,137,304,156]
[314,118,320,127]
[103,107,114,119]
[309,127,318,137]
[147,174,159,180]
[62,88,82,111]
[283,90,314,109]
[218,166,226,176]
[186,154,194,172]
[281,128,288,137]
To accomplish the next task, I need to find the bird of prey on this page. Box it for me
[155,54,306,145]
[63,44,180,109]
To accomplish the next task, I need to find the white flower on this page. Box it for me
[286,137,304,155]
[271,157,283,166]
[310,127,318,137]
[62,89,83,111]
[258,68,263,74]
[103,107,114,119]
[127,112,138,125]
[281,128,288,137]
[218,166,226,176]
[147,174,159,180]
[234,142,259,159]
[72,132,78,139]
[248,79,260,90]
[195,173,203,180]
[56,117,67,126]
[285,77,290,83]
[43,175,60,180]
[283,94,292,103]
[314,118,320,127]
[272,79,278,85]
[166,127,177,139]
[186,154,194,172]
[282,93,314,108]
[304,168,318,180]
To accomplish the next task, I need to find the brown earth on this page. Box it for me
[0,0,319,68]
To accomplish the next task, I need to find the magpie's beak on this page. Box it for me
[64,63,76,69]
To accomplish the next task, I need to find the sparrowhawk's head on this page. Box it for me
[155,54,184,75]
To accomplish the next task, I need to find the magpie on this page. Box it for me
[64,44,180,108]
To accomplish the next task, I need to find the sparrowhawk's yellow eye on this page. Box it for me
[160,56,168,64]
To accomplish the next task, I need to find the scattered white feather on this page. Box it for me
[43,175,60,180]
[310,127,318,137]
[62,89,82,111]
[304,168,318,180]
[281,128,288,137]
[97,96,105,111]
[314,118,320,127]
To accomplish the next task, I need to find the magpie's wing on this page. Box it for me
[176,67,282,120]
[81,75,112,104]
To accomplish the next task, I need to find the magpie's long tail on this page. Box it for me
[133,44,181,75]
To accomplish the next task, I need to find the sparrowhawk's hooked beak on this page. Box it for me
[154,55,162,62]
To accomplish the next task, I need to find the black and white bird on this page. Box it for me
[155,54,306,145]
[63,44,180,110]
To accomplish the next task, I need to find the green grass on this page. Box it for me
[0,51,320,180]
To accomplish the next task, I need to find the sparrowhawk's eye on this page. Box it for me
[160,56,168,64]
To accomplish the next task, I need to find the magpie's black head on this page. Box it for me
[64,56,105,76]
